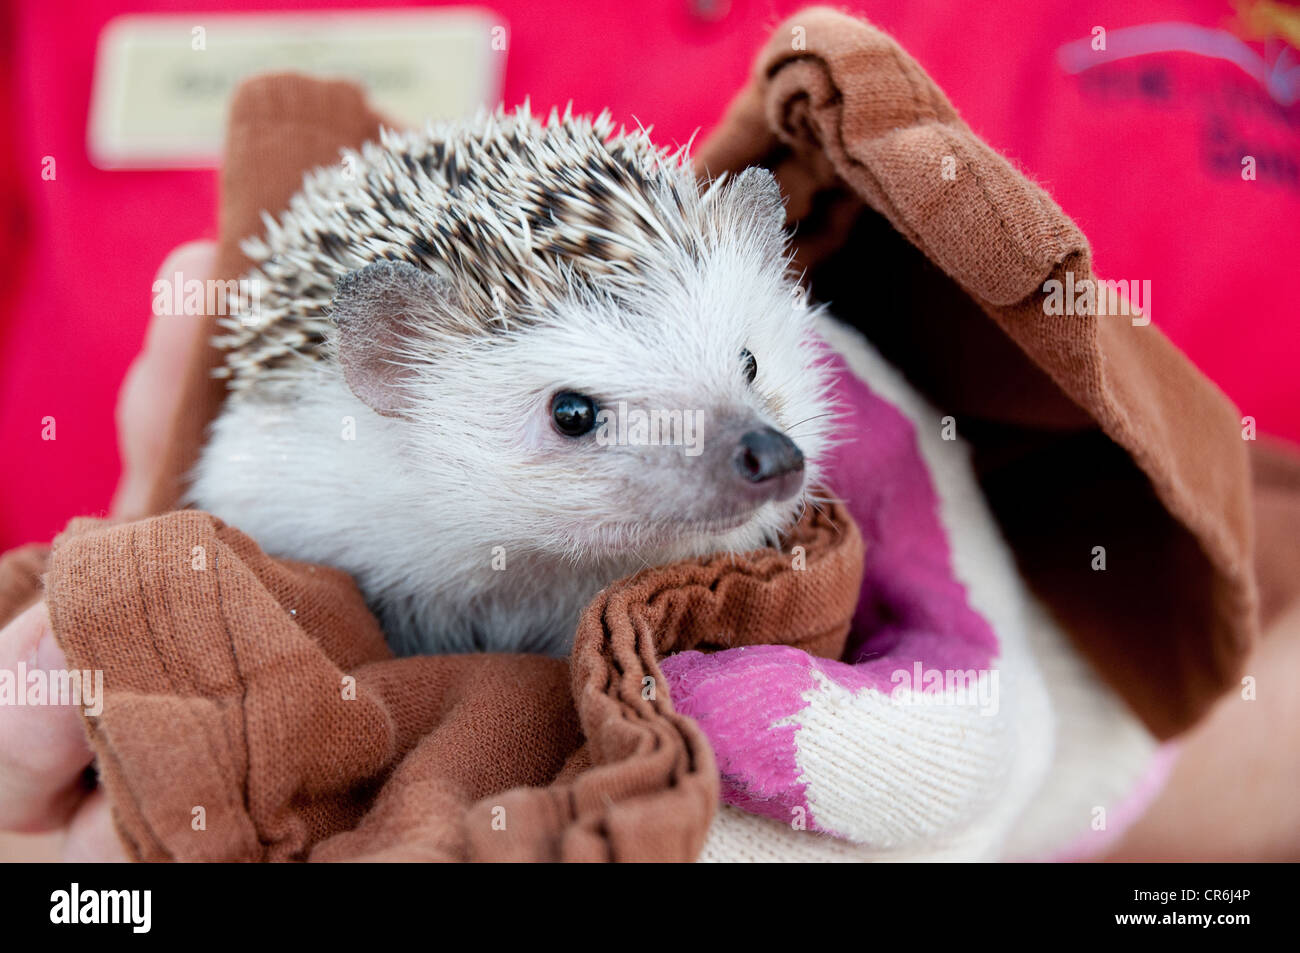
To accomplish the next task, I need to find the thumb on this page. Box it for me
[111,241,218,520]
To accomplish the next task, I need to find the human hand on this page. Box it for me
[0,241,214,860]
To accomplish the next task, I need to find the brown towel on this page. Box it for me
[694,7,1300,737]
[26,502,860,862]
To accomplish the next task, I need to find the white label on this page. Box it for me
[88,8,505,169]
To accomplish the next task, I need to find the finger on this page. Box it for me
[62,788,129,863]
[112,240,218,520]
[136,240,220,366]
[0,603,95,832]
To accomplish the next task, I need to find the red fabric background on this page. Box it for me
[2,0,1297,550]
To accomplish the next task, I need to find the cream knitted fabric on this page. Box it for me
[697,316,1157,862]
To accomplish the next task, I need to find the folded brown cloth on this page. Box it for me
[695,7,1300,736]
[24,503,859,862]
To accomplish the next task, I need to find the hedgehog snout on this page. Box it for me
[730,427,805,504]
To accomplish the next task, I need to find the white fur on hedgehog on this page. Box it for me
[191,105,835,656]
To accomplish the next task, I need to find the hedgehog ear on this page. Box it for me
[728,166,785,231]
[330,259,458,419]
[723,166,788,252]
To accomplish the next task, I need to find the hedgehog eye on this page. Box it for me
[739,348,757,385]
[551,391,598,437]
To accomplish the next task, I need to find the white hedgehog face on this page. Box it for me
[329,167,835,564]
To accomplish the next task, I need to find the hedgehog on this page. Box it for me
[190,105,836,656]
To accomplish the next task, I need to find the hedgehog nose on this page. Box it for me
[733,427,804,499]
